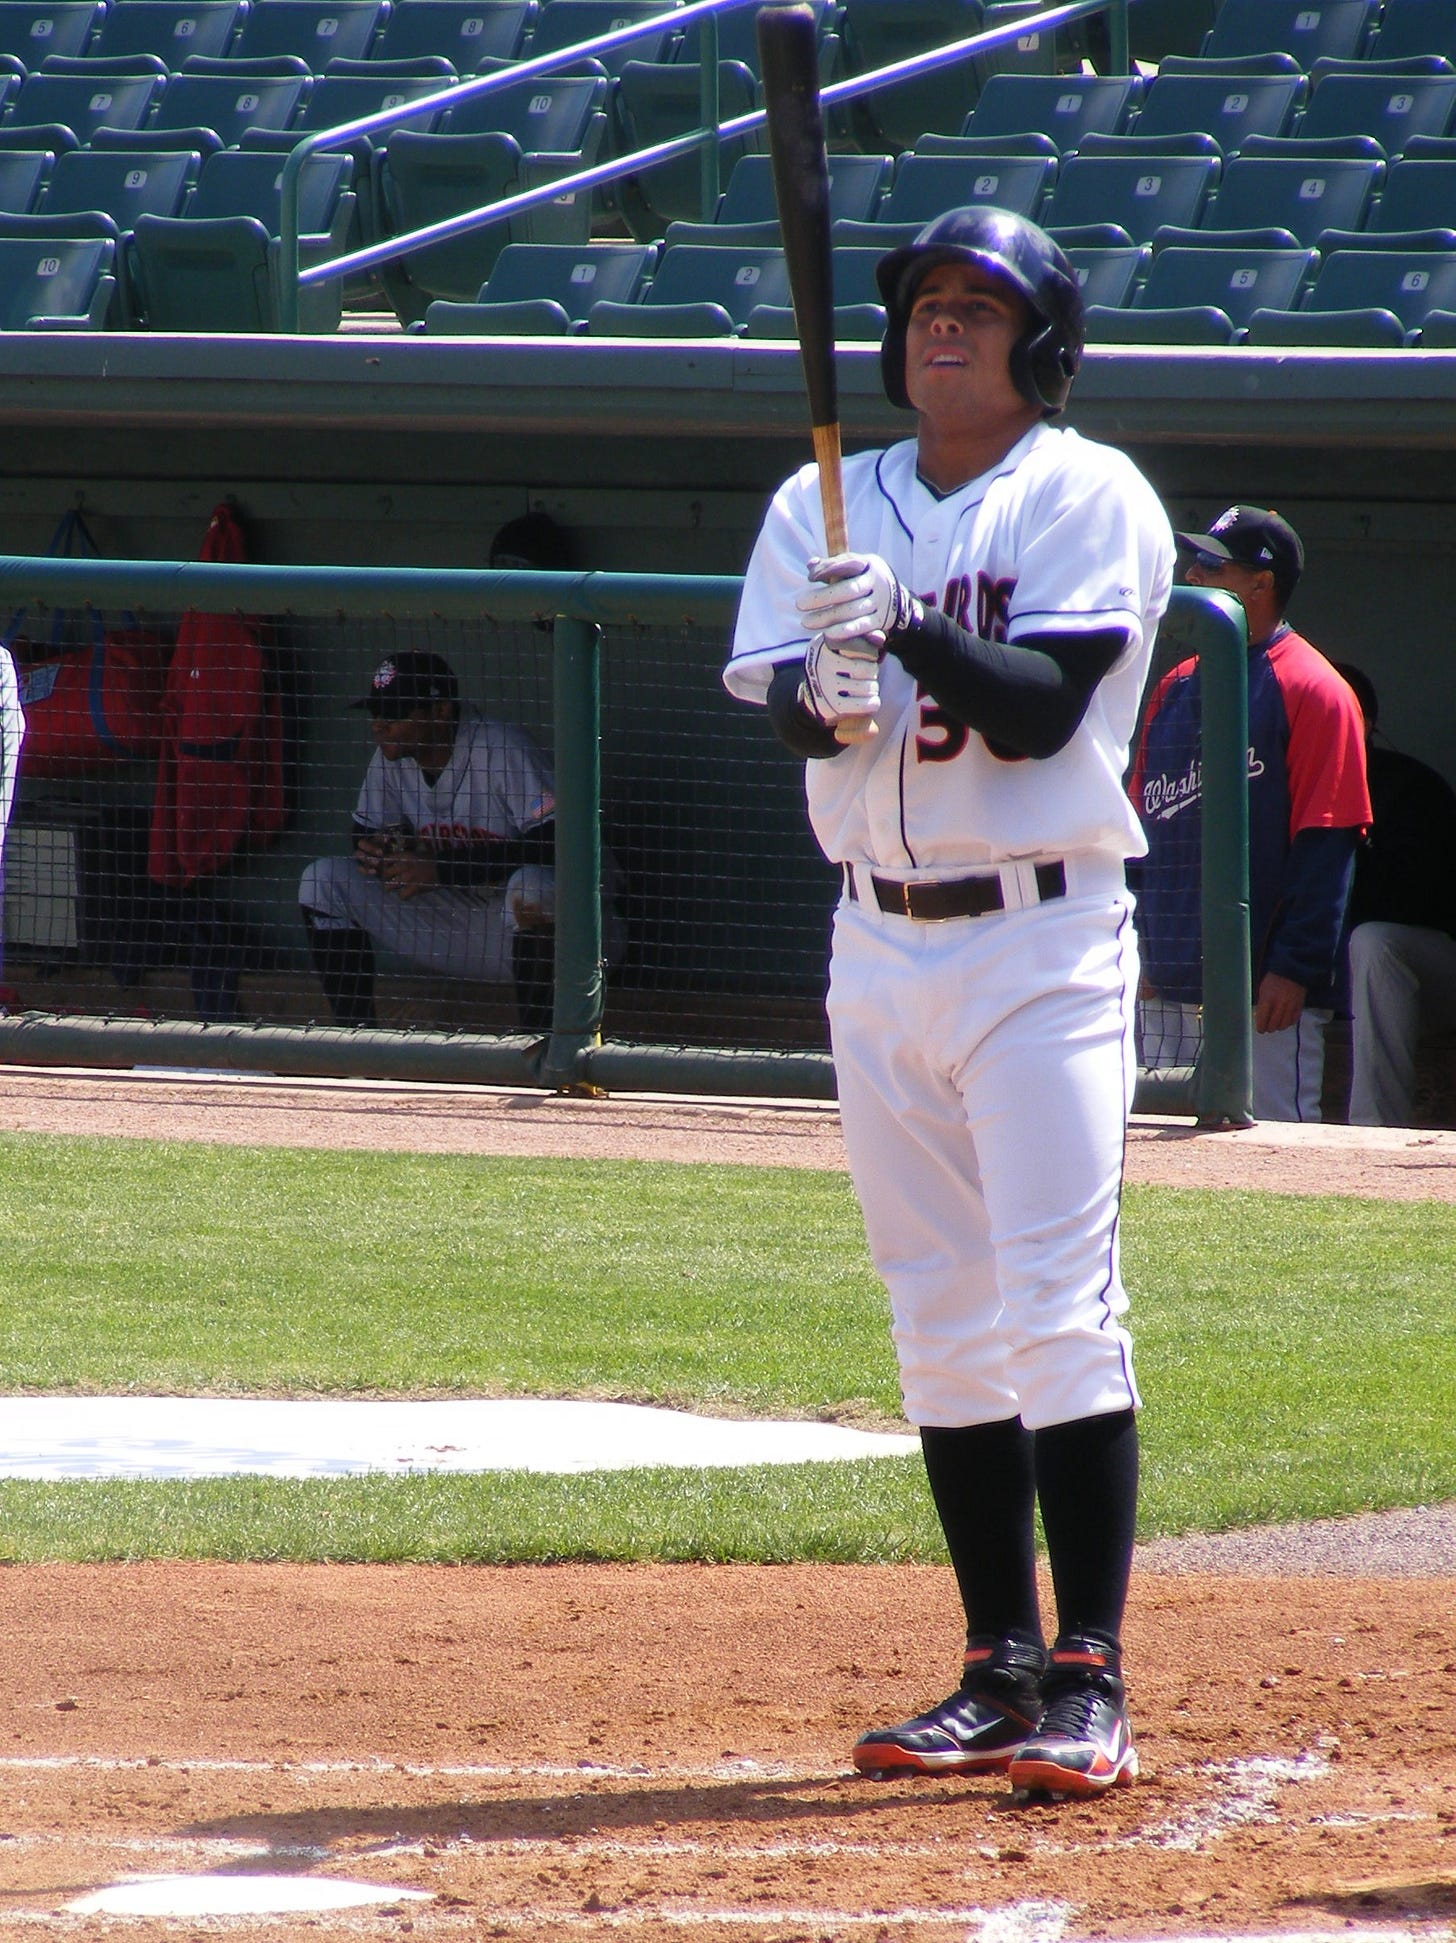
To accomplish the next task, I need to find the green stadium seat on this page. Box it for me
[0,141,48,204]
[959,73,1145,154]
[1418,303,1456,341]
[92,116,224,153]
[1128,0,1217,66]
[0,231,114,322]
[829,149,1056,246]
[129,145,355,327]
[585,240,789,335]
[229,0,388,67]
[914,126,1058,159]
[292,55,457,131]
[420,236,654,331]
[377,74,607,322]
[1041,152,1220,246]
[839,0,987,155]
[1063,241,1149,308]
[1364,0,1456,64]
[1200,0,1379,67]
[371,0,536,70]
[676,0,836,78]
[146,64,312,140]
[741,244,888,340]
[6,66,165,140]
[1084,244,1317,343]
[0,142,200,320]
[1244,245,1456,344]
[1128,71,1307,155]
[0,0,102,73]
[660,151,892,249]
[90,1,245,67]
[1364,154,1456,232]
[1296,72,1456,153]
[439,64,604,136]
[610,58,759,242]
[524,0,680,79]
[1192,153,1384,247]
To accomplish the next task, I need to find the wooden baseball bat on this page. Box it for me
[756,2,876,744]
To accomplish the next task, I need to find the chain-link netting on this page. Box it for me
[2,601,836,1051]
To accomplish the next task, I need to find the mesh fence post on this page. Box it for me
[542,613,604,1089]
[1192,588,1253,1128]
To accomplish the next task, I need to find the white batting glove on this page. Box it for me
[796,552,921,647]
[800,631,881,728]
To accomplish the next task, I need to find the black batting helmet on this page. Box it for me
[876,206,1085,417]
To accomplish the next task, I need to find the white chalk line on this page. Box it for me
[0,1753,811,1783]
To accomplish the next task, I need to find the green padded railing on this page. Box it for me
[0,557,1247,1118]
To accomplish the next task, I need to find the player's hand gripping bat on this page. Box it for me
[756,1,879,745]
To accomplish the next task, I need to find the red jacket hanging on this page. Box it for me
[149,503,287,888]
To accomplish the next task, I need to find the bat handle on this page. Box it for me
[812,422,847,554]
[810,421,877,745]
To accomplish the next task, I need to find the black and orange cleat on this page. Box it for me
[1008,1635,1138,1802]
[852,1635,1045,1779]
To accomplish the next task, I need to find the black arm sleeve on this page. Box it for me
[765,659,848,760]
[887,607,1129,760]
[435,820,556,889]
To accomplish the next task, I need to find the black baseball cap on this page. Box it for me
[1175,505,1305,601]
[352,651,459,718]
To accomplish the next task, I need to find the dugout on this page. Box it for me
[0,334,1453,1112]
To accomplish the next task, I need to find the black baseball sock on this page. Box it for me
[302,914,378,1027]
[920,1418,1042,1652]
[1034,1408,1139,1650]
[512,929,554,1034]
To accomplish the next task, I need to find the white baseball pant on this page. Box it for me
[827,866,1142,1432]
[298,855,554,981]
[1348,919,1456,1126]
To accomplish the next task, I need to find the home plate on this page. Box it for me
[0,1395,919,1479]
[66,1874,431,1915]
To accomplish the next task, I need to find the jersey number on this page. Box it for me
[915,695,969,764]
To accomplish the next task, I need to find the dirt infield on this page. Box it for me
[1,1069,1454,1939]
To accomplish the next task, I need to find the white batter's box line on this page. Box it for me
[1132,1752,1330,1853]
[0,1754,818,1783]
[370,1835,966,1862]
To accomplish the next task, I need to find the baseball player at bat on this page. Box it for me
[724,207,1174,1801]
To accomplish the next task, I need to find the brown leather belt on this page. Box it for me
[843,860,1067,922]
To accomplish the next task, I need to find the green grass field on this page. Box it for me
[1,1131,1452,1563]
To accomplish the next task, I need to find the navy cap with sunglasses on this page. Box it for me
[1175,506,1304,604]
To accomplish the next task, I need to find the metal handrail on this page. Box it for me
[277,0,1131,329]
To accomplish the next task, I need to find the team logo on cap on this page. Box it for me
[373,661,397,690]
[1209,507,1241,534]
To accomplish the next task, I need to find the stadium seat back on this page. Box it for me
[40,143,200,223]
[90,0,244,66]
[0,142,48,205]
[611,58,758,241]
[880,148,1056,223]
[0,0,101,71]
[1136,242,1316,322]
[1201,0,1379,66]
[586,238,788,333]
[186,142,350,225]
[10,67,165,137]
[1131,71,1306,153]
[1246,242,1456,341]
[1299,72,1456,151]
[1043,152,1219,244]
[1373,154,1456,229]
[524,0,679,77]
[149,66,310,137]
[1063,240,1149,307]
[294,59,455,131]
[440,66,604,140]
[840,0,986,152]
[1366,0,1456,63]
[0,230,113,322]
[677,0,833,75]
[1207,154,1383,243]
[230,0,386,65]
[371,0,534,68]
[965,73,1145,153]
[715,152,892,228]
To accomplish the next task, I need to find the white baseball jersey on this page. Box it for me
[354,702,555,870]
[726,423,1175,872]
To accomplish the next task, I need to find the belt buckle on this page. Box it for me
[898,880,918,920]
